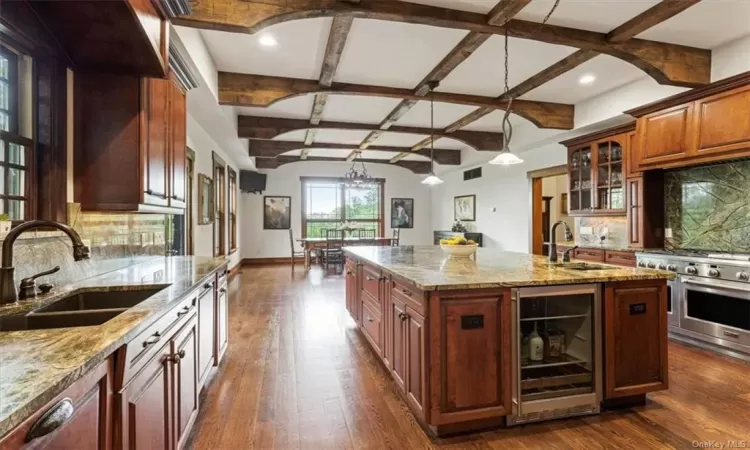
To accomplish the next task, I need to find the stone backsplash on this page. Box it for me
[574,216,628,248]
[664,160,750,252]
[2,204,167,289]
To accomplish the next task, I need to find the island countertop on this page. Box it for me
[0,256,228,438]
[343,246,674,291]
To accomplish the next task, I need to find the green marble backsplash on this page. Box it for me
[665,160,750,252]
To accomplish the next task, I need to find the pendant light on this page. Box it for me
[344,150,373,187]
[422,81,444,185]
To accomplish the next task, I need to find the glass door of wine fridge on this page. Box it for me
[508,284,602,425]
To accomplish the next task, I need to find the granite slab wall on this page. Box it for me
[574,216,628,248]
[665,160,750,252]
[2,204,167,289]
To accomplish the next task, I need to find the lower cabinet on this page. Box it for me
[0,357,114,449]
[388,295,408,392]
[603,280,668,399]
[405,307,426,417]
[172,318,199,450]
[197,282,216,390]
[215,275,229,365]
[344,262,358,322]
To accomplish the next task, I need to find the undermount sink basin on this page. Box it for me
[0,285,168,332]
[559,263,619,271]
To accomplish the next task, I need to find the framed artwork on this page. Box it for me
[560,193,568,214]
[264,196,291,229]
[197,173,214,225]
[391,198,414,229]
[454,195,476,221]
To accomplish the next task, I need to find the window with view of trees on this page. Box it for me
[301,177,384,238]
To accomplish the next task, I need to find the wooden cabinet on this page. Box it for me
[0,358,113,450]
[626,172,664,249]
[215,270,230,365]
[345,260,359,323]
[388,295,407,392]
[562,124,633,216]
[604,280,668,399]
[573,248,605,262]
[172,318,199,450]
[627,73,750,170]
[405,307,426,417]
[197,282,216,391]
[604,250,636,267]
[74,73,187,213]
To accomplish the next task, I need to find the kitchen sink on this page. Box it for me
[559,263,619,271]
[0,285,168,332]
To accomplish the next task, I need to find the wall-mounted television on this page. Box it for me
[240,170,266,194]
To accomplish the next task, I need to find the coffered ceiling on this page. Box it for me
[175,0,750,173]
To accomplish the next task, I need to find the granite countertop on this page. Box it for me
[0,256,227,438]
[343,246,674,291]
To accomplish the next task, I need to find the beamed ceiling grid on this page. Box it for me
[173,0,735,173]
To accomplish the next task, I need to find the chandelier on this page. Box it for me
[344,151,373,186]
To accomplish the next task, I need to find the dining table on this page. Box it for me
[297,237,394,270]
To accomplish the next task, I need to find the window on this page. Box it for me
[301,177,384,237]
[0,46,18,133]
[228,167,237,252]
[213,152,226,257]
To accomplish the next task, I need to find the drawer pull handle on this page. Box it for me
[400,289,412,297]
[177,305,192,316]
[143,331,162,347]
[379,276,387,282]
[26,398,75,442]
[220,288,227,294]
[170,349,187,363]
[366,275,374,281]
[398,312,409,322]
[203,282,212,289]
[367,317,374,323]
[723,330,740,339]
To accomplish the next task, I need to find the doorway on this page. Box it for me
[528,165,570,256]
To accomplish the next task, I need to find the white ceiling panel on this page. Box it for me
[371,132,427,148]
[279,149,302,156]
[359,150,402,160]
[432,137,470,150]
[520,55,645,104]
[200,18,331,79]
[334,19,469,88]
[400,0,497,14]
[321,95,403,123]
[312,129,371,144]
[235,96,314,120]
[437,36,577,97]
[306,148,352,158]
[395,101,478,128]
[273,130,307,142]
[515,0,660,33]
[637,0,750,49]
[460,110,536,132]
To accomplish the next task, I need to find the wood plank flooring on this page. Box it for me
[188,266,750,449]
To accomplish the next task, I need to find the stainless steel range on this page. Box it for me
[636,250,750,361]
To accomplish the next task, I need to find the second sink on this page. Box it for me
[34,286,168,313]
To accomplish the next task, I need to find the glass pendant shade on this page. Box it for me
[421,173,444,185]
[489,147,524,165]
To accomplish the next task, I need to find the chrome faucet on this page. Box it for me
[0,220,90,305]
[548,220,574,263]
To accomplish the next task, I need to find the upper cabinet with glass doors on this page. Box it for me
[561,124,634,216]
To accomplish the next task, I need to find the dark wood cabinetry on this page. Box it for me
[0,358,113,450]
[75,73,187,213]
[172,318,199,450]
[626,172,664,249]
[345,260,359,323]
[388,295,408,392]
[603,280,668,399]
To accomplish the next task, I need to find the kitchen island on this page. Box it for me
[343,246,674,436]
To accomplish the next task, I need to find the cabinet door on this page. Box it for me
[169,79,187,209]
[692,84,750,159]
[172,317,199,450]
[626,177,643,248]
[197,285,215,391]
[604,281,668,399]
[389,296,407,392]
[144,77,170,206]
[625,131,639,178]
[567,145,593,214]
[405,307,426,418]
[215,282,229,365]
[634,102,694,169]
[119,341,172,450]
[345,266,357,321]
[594,136,626,213]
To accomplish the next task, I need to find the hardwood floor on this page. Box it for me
[188,266,750,449]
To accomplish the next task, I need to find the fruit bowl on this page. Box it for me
[440,243,479,258]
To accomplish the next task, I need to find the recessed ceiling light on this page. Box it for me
[579,74,596,85]
[258,34,277,48]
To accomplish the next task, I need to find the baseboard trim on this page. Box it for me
[242,257,305,266]
[228,264,242,279]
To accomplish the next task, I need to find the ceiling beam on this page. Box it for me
[247,138,461,165]
[237,115,504,150]
[254,155,433,174]
[607,0,703,43]
[177,0,710,88]
[486,0,532,26]
[220,72,574,129]
[303,16,354,158]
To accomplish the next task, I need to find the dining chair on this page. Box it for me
[359,229,376,246]
[288,228,306,272]
[391,228,400,246]
[323,229,345,273]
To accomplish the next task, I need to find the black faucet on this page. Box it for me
[548,220,574,263]
[0,220,90,304]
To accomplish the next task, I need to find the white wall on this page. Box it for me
[542,174,573,242]
[431,144,567,253]
[187,114,242,269]
[712,34,750,81]
[241,162,433,259]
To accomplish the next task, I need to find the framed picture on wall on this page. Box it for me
[197,173,214,225]
[454,194,476,221]
[391,198,414,229]
[264,196,291,229]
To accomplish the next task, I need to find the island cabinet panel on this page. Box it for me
[406,307,427,417]
[361,296,383,355]
[388,295,408,393]
[604,280,668,399]
[0,357,114,450]
[428,290,512,426]
[344,261,359,323]
[361,264,382,305]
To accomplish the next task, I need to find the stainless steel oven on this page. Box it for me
[680,276,750,354]
[666,277,680,329]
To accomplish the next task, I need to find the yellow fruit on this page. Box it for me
[467,239,476,245]
[455,237,467,245]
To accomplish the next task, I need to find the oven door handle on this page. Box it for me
[682,277,750,294]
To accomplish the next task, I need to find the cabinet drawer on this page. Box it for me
[605,250,636,267]
[574,248,605,262]
[391,278,425,315]
[361,299,382,353]
[362,265,381,300]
